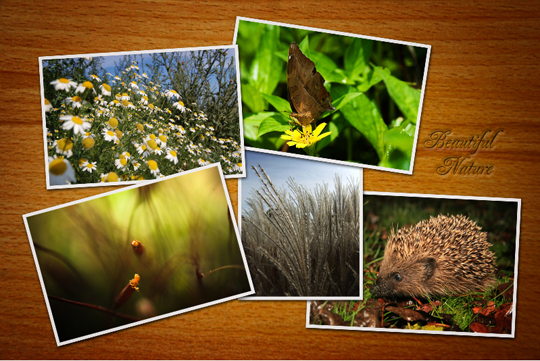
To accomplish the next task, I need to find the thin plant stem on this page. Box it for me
[48,295,141,322]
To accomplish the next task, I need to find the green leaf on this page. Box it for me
[241,83,265,113]
[357,68,383,92]
[340,93,388,159]
[261,93,291,115]
[383,124,414,156]
[250,25,283,95]
[374,66,421,123]
[257,114,290,137]
[310,52,339,82]
[345,38,373,81]
[331,92,363,112]
[298,36,311,58]
[243,112,275,141]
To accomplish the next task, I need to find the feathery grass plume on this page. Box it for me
[242,165,360,297]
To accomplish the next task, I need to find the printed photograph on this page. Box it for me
[40,45,245,189]
[308,193,520,337]
[23,165,253,346]
[240,150,362,299]
[234,17,431,173]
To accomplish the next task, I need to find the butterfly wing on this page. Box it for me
[287,43,334,126]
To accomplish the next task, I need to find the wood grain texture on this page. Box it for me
[1,0,539,358]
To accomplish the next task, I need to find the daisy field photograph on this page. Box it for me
[40,45,245,189]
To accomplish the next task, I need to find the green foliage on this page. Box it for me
[237,20,428,170]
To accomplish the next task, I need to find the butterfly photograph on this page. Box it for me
[234,17,431,173]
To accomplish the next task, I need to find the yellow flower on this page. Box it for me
[280,123,331,149]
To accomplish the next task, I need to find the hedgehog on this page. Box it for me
[370,215,496,299]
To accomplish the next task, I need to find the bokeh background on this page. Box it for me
[26,166,251,343]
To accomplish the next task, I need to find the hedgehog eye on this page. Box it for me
[394,273,402,282]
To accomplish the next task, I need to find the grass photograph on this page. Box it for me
[23,165,253,346]
[308,193,520,337]
[40,45,244,188]
[234,18,430,173]
[240,151,362,299]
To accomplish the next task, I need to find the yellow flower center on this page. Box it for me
[121,100,129,106]
[72,96,82,103]
[170,150,177,157]
[122,93,128,97]
[120,158,127,166]
[113,100,120,104]
[115,130,123,138]
[143,96,148,101]
[57,138,73,151]
[170,90,178,94]
[102,84,111,91]
[238,163,242,167]
[150,134,156,140]
[49,158,67,175]
[136,123,144,131]
[109,117,118,128]
[86,163,94,169]
[178,101,184,106]
[83,81,93,89]
[147,160,158,170]
[141,145,147,151]
[45,99,50,105]
[148,104,154,109]
[72,116,83,125]
[147,139,157,150]
[59,78,69,84]
[125,152,130,157]
[105,172,119,182]
[82,138,95,149]
[107,130,115,137]
[158,135,167,142]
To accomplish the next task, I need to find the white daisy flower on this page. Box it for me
[44,98,53,113]
[133,161,141,171]
[165,149,178,164]
[102,129,119,142]
[54,138,74,158]
[100,84,112,96]
[165,90,180,99]
[173,101,186,112]
[75,81,95,94]
[50,78,77,91]
[115,157,129,170]
[147,160,160,177]
[65,96,84,109]
[48,156,76,185]
[82,161,97,173]
[90,74,101,82]
[60,115,91,135]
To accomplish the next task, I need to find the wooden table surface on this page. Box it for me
[2,0,539,359]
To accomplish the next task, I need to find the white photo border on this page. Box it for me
[39,45,246,190]
[23,163,255,346]
[306,191,522,339]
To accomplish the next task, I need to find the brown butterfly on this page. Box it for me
[287,43,335,127]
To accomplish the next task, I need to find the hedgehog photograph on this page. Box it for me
[370,214,497,299]
[308,194,520,336]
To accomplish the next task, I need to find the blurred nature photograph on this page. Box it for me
[40,45,245,189]
[240,150,362,299]
[23,165,253,346]
[234,17,430,173]
[308,192,520,338]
